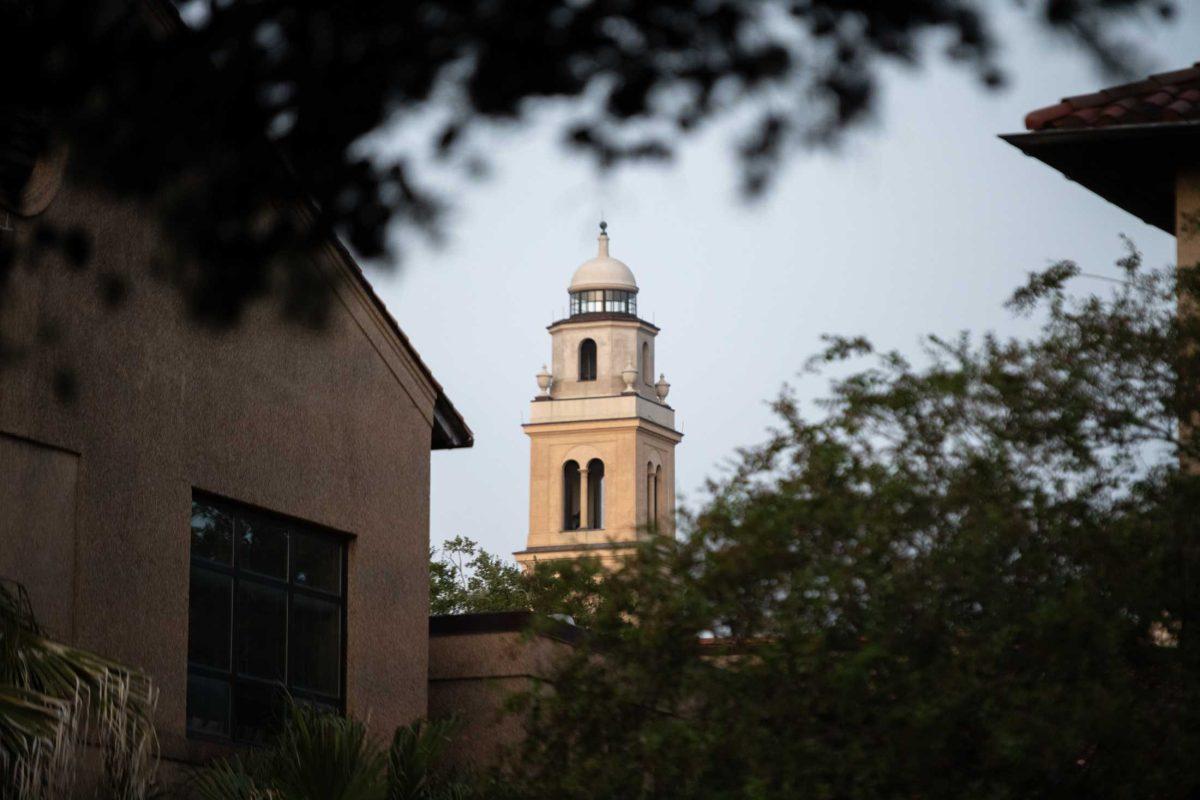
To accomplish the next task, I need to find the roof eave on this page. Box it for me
[432,393,474,450]
[1001,120,1200,235]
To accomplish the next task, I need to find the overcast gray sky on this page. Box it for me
[370,7,1199,561]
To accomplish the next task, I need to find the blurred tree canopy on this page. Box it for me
[0,0,1176,328]
[501,246,1200,798]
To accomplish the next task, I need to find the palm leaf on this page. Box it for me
[264,703,386,800]
[0,579,159,798]
[388,717,474,800]
[188,757,274,800]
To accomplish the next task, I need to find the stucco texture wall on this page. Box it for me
[0,179,439,766]
[548,318,659,400]
[428,616,576,771]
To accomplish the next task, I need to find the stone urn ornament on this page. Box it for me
[536,365,552,397]
[621,360,638,393]
[654,373,670,402]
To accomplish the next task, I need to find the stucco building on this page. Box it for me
[514,224,682,568]
[0,120,472,774]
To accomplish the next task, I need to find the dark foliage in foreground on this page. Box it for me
[0,0,1173,330]
[505,246,1200,799]
[189,705,476,800]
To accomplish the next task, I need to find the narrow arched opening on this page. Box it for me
[654,465,662,526]
[646,462,655,528]
[563,460,581,530]
[642,342,651,385]
[579,339,597,381]
[587,458,605,529]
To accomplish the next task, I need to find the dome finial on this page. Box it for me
[597,218,609,257]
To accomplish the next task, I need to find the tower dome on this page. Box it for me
[568,223,638,293]
[568,222,639,317]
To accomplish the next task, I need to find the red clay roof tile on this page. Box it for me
[1024,60,1200,131]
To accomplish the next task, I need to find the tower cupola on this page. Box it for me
[515,221,682,570]
[567,221,638,316]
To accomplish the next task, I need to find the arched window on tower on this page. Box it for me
[654,465,662,526]
[646,462,655,528]
[642,342,651,385]
[579,339,597,381]
[587,459,605,529]
[563,460,581,530]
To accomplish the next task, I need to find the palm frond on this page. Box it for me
[0,579,159,798]
[188,757,273,800]
[388,717,474,800]
[265,703,386,800]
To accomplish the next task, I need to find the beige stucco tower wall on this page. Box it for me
[514,226,682,568]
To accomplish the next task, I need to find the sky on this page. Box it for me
[368,8,1200,561]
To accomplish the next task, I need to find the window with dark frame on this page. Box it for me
[186,493,347,745]
[578,338,597,381]
[569,290,637,317]
[587,458,605,529]
[563,460,582,530]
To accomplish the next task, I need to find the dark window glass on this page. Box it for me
[186,675,230,737]
[646,462,654,526]
[235,582,287,680]
[654,465,662,522]
[187,494,346,744]
[188,568,231,670]
[191,501,234,564]
[232,681,285,746]
[290,594,341,694]
[563,460,581,531]
[579,339,597,381]
[587,459,605,529]
[293,533,341,592]
[238,513,288,578]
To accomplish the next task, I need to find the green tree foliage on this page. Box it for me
[189,704,475,800]
[0,580,158,799]
[428,537,601,624]
[509,245,1200,799]
[430,537,531,616]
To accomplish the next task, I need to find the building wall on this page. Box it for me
[428,613,577,771]
[548,318,659,400]
[524,420,639,548]
[1179,166,1200,270]
[517,416,680,569]
[0,179,440,766]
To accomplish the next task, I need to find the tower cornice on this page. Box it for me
[547,314,659,333]
[522,416,683,444]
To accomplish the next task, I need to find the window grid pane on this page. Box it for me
[187,494,346,744]
[569,290,637,317]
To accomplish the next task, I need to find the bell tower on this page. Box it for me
[514,223,682,568]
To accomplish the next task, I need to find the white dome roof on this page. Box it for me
[568,230,638,293]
